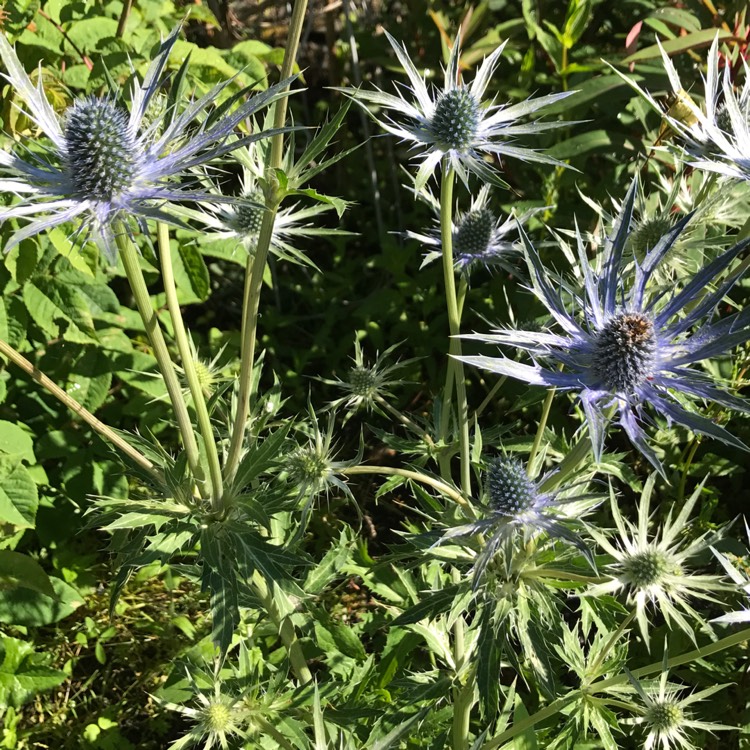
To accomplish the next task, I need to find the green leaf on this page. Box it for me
[650,7,701,33]
[0,421,35,464]
[392,585,460,626]
[65,17,119,53]
[0,635,66,709]
[0,298,27,348]
[66,348,113,412]
[563,0,593,49]
[0,577,83,626]
[622,29,734,64]
[0,551,54,597]
[23,277,96,342]
[289,188,350,219]
[175,242,210,303]
[0,460,37,529]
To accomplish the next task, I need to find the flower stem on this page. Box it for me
[528,388,555,475]
[0,337,160,481]
[481,628,750,749]
[157,223,223,510]
[472,376,507,421]
[451,567,473,750]
[374,394,435,448]
[539,430,591,492]
[225,0,307,482]
[116,226,204,487]
[251,572,312,685]
[438,164,472,497]
[342,465,470,510]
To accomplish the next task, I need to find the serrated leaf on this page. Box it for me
[0,460,37,529]
[0,421,34,464]
[392,584,460,626]
[23,277,96,342]
[0,635,66,709]
[0,577,82,626]
[0,551,54,597]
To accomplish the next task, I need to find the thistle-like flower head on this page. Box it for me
[440,454,597,587]
[587,476,726,649]
[324,339,413,414]
[349,32,572,189]
[618,35,750,182]
[409,184,541,276]
[0,27,294,261]
[178,138,348,268]
[624,653,732,750]
[461,178,750,471]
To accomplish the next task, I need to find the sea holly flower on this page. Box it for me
[586,476,726,650]
[617,35,750,182]
[349,32,573,189]
[440,455,596,587]
[624,652,732,750]
[0,26,295,261]
[408,184,543,276]
[461,179,750,471]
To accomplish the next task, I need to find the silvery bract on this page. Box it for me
[461,179,750,472]
[351,32,573,189]
[0,26,294,261]
[620,35,750,182]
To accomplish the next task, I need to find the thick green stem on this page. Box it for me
[0,338,160,481]
[527,388,555,475]
[270,0,308,169]
[157,223,223,510]
[451,567,472,750]
[482,628,750,749]
[252,573,312,685]
[225,0,307,481]
[116,227,203,486]
[438,165,471,497]
[343,465,470,510]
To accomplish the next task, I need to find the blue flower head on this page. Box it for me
[0,26,295,261]
[348,32,573,189]
[440,455,596,587]
[461,178,750,472]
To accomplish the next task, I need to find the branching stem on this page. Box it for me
[116,225,204,488]
[157,223,224,510]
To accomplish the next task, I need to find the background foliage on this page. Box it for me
[1,0,750,748]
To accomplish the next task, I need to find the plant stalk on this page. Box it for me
[528,388,555,474]
[225,0,308,481]
[343,465,470,510]
[116,226,204,487]
[482,627,750,749]
[0,338,160,481]
[157,223,224,509]
[438,164,471,497]
[252,573,312,685]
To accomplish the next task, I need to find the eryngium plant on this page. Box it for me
[0,26,294,260]
[349,31,572,188]
[461,179,750,472]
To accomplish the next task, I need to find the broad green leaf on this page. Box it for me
[174,242,210,303]
[548,129,617,160]
[66,348,113,411]
[0,576,83,626]
[0,635,66,709]
[650,7,701,33]
[65,17,119,53]
[0,297,28,348]
[23,277,96,343]
[0,551,54,597]
[47,228,95,277]
[622,29,734,64]
[0,460,37,529]
[0,421,34,464]
[4,241,38,284]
